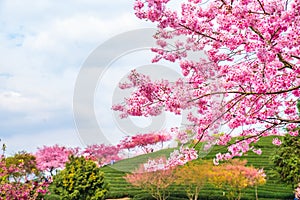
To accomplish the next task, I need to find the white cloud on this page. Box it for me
[0,1,156,154]
[0,91,39,112]
[23,13,147,54]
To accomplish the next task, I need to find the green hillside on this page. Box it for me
[102,136,295,200]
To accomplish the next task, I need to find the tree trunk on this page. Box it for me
[255,185,258,200]
[194,187,199,200]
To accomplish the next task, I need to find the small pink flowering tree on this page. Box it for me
[124,157,176,200]
[113,0,300,161]
[82,144,121,166]
[0,154,50,200]
[35,145,75,175]
[119,132,172,154]
[125,147,197,200]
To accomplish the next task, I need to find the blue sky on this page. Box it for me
[0,1,158,154]
[0,1,188,155]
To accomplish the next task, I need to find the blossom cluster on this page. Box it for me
[113,0,300,163]
[0,155,50,200]
[35,144,122,171]
[143,146,198,172]
[119,131,172,154]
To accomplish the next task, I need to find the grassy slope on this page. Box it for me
[102,136,294,200]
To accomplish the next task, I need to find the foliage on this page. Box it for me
[124,158,176,200]
[113,0,300,162]
[35,145,76,175]
[102,136,294,199]
[82,144,121,166]
[51,155,108,200]
[209,159,266,200]
[101,136,293,200]
[0,153,50,200]
[5,151,40,181]
[272,133,300,187]
[174,160,213,200]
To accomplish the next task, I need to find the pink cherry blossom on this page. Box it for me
[142,146,198,172]
[252,148,262,155]
[82,144,121,166]
[272,138,282,146]
[143,157,168,172]
[114,0,300,163]
[119,131,172,154]
[0,155,50,199]
[35,145,74,175]
[166,146,198,168]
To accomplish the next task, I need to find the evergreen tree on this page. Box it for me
[272,133,300,187]
[52,156,108,200]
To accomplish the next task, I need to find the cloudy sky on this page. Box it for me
[0,1,156,154]
[0,1,188,155]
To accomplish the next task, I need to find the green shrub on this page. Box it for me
[44,194,61,200]
[51,156,109,200]
[272,134,300,187]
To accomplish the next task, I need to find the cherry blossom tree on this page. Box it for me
[35,145,76,175]
[119,132,172,154]
[113,0,300,162]
[82,144,121,166]
[124,157,176,200]
[0,154,50,200]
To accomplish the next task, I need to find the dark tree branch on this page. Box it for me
[270,27,281,42]
[255,0,270,15]
[190,85,300,102]
[277,53,294,70]
[268,117,300,123]
[193,94,246,148]
[249,26,265,40]
[179,24,220,42]
[234,123,278,145]
[210,123,279,152]
[291,55,300,60]
[249,11,270,15]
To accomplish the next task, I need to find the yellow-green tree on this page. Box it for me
[0,151,50,199]
[209,159,266,200]
[52,155,108,200]
[5,151,39,182]
[174,160,212,200]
